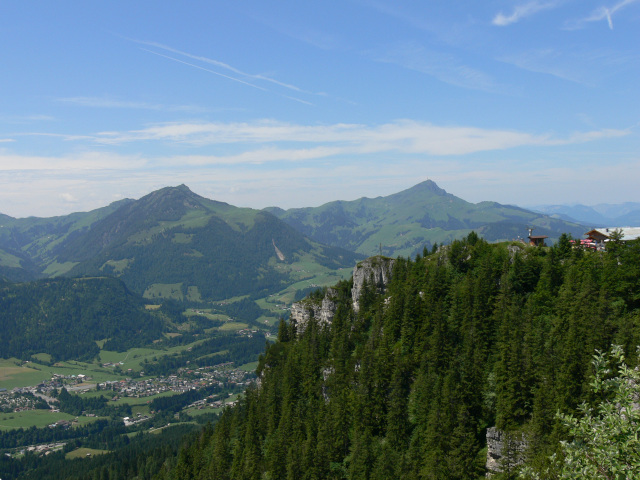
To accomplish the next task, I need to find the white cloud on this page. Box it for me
[2,152,637,218]
[492,1,562,26]
[0,139,15,143]
[85,120,628,158]
[0,120,631,216]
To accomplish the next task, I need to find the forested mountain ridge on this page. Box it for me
[0,199,132,282]
[0,277,164,362]
[158,236,640,479]
[0,186,361,300]
[264,180,586,258]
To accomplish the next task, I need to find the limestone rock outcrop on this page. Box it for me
[485,427,528,476]
[351,256,395,312]
[290,287,338,335]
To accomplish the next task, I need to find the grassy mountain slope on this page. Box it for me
[0,185,361,301]
[265,180,586,257]
[0,199,132,279]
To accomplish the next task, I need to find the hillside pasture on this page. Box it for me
[143,283,184,301]
[0,410,98,430]
[218,322,248,331]
[66,447,110,459]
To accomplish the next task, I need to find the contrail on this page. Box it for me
[141,48,314,106]
[140,39,310,94]
[141,48,268,91]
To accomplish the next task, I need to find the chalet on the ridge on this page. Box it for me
[584,227,640,249]
[527,228,547,247]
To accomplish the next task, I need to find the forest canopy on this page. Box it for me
[157,234,640,480]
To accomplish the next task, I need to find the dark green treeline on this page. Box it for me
[157,234,640,479]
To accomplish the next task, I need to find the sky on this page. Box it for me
[1,1,639,218]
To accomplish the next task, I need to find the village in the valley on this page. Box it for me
[0,361,256,457]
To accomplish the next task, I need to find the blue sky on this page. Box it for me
[1,1,638,217]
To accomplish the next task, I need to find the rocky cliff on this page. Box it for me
[289,287,338,334]
[351,256,395,312]
[290,255,396,333]
[485,427,528,476]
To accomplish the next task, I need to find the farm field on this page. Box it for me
[218,322,248,331]
[0,359,120,390]
[238,362,258,372]
[0,410,98,430]
[66,447,110,459]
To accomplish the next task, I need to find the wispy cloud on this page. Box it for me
[56,96,206,112]
[492,1,562,26]
[499,47,638,84]
[371,42,504,93]
[14,120,627,160]
[567,0,640,29]
[0,139,15,143]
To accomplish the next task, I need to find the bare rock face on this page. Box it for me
[351,256,395,312]
[486,427,528,476]
[290,288,338,335]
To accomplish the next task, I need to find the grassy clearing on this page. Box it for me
[238,361,258,372]
[100,258,131,274]
[184,406,218,417]
[0,357,130,390]
[0,363,58,390]
[215,294,249,304]
[256,314,280,327]
[66,447,110,459]
[219,322,248,331]
[42,261,78,276]
[98,337,212,375]
[31,353,52,363]
[0,410,81,430]
[0,249,22,268]
[100,343,193,367]
[187,285,202,302]
[171,233,193,244]
[184,309,230,321]
[143,283,184,301]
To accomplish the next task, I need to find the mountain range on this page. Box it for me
[266,180,586,258]
[528,202,640,227]
[0,185,359,300]
[0,181,588,293]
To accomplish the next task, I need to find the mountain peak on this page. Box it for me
[387,179,451,204]
[409,179,448,196]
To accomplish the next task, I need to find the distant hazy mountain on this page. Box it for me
[265,180,586,258]
[0,185,360,300]
[529,202,640,228]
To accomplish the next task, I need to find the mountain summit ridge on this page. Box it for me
[265,180,585,257]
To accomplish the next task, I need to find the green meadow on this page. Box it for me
[0,410,98,430]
